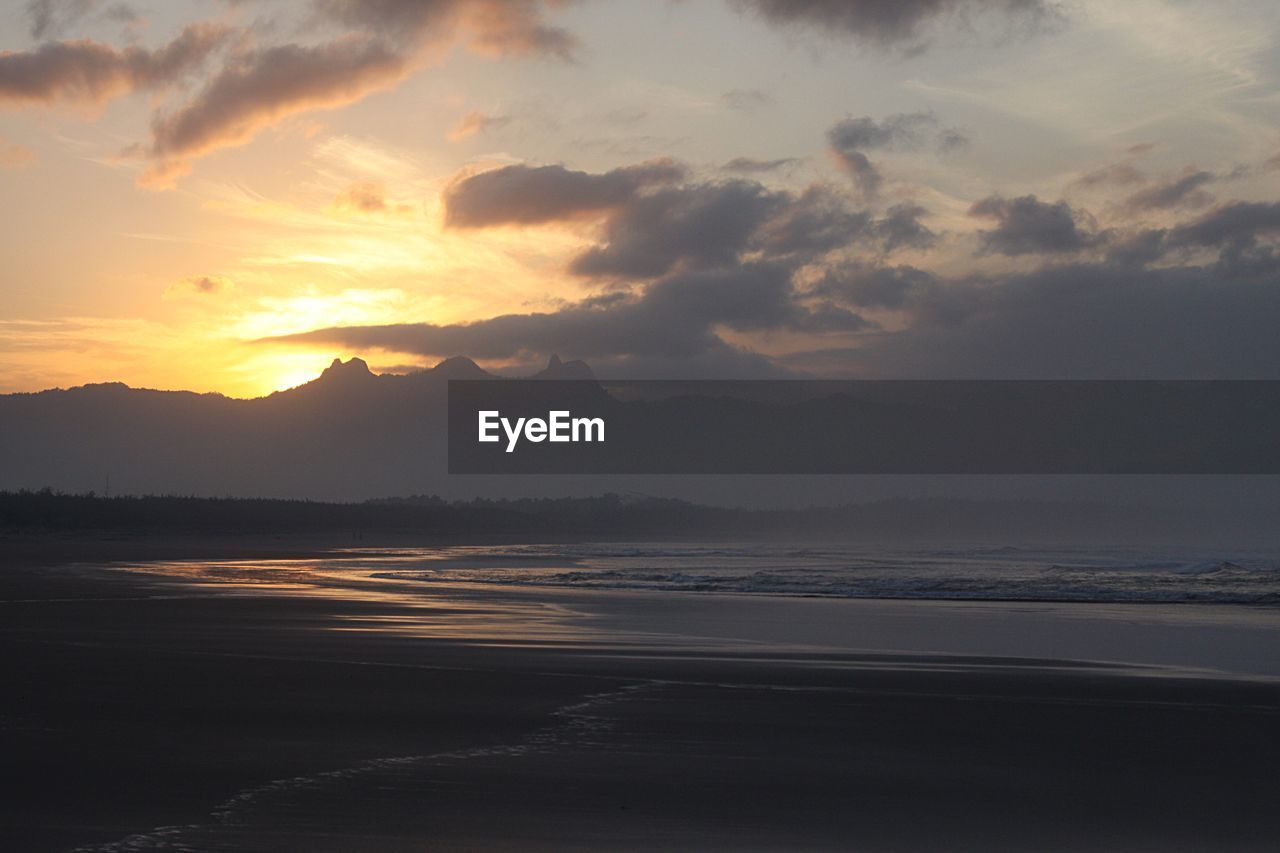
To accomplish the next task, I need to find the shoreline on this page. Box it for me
[3,545,1280,850]
[5,529,1278,609]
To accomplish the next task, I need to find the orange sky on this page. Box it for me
[3,0,1280,395]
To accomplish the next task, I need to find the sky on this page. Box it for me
[1,0,1279,398]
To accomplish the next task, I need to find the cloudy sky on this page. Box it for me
[2,0,1279,396]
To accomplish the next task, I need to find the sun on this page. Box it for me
[223,350,342,397]
[271,365,328,392]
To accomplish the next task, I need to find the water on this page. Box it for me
[333,542,1280,604]
[70,543,1280,851]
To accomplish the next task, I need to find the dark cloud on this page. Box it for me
[827,262,1280,378]
[269,149,1280,380]
[1136,199,1280,277]
[829,148,883,197]
[313,0,579,60]
[637,263,869,337]
[271,160,926,368]
[5,5,566,187]
[265,262,870,366]
[136,36,409,188]
[1123,167,1216,211]
[721,156,801,174]
[96,0,574,185]
[731,0,1060,50]
[277,251,1280,379]
[5,1,587,196]
[968,194,1102,255]
[267,157,966,373]
[813,262,939,310]
[1150,201,1280,277]
[570,180,792,279]
[27,0,95,39]
[572,179,921,279]
[1100,201,1280,273]
[1072,162,1145,190]
[879,195,1280,381]
[449,161,931,280]
[577,347,794,379]
[873,203,935,254]
[1165,201,1280,250]
[0,22,229,106]
[828,112,953,151]
[827,112,965,196]
[812,261,976,324]
[748,184,873,260]
[1104,228,1167,267]
[1210,242,1280,279]
[937,127,969,152]
[25,0,140,39]
[443,159,688,227]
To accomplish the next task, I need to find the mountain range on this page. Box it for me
[2,356,1278,546]
[0,354,592,500]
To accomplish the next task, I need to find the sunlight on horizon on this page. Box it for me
[1,0,1278,392]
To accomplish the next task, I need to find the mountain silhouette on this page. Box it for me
[0,356,537,499]
[4,360,1278,541]
[0,350,638,500]
[532,354,595,380]
[427,355,495,381]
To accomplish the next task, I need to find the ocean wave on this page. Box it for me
[374,544,1280,604]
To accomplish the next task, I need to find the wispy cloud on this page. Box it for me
[0,22,231,107]
[0,135,38,169]
[448,109,513,140]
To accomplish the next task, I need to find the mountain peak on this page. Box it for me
[533,354,595,380]
[319,357,373,382]
[430,356,491,379]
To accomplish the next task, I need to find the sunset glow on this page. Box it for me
[5,6,1280,849]
[3,0,1279,396]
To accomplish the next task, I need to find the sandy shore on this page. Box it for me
[2,543,1279,851]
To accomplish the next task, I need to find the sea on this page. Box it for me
[275,542,1280,605]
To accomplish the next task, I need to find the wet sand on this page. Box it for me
[2,545,1279,851]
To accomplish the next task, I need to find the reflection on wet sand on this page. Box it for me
[5,549,1280,852]
[114,547,1280,678]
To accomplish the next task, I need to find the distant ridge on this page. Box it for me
[320,356,373,381]
[0,490,1270,546]
[300,354,590,388]
[532,354,596,380]
[0,354,599,500]
[428,356,493,380]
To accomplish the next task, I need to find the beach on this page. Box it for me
[2,540,1279,851]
